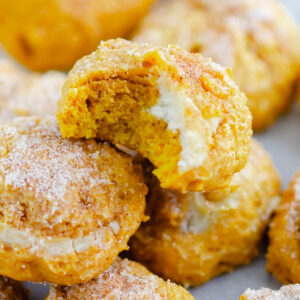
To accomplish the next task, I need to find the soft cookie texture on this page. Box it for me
[0,116,147,285]
[129,139,280,287]
[133,0,300,131]
[57,38,252,193]
[0,276,26,300]
[46,258,194,300]
[240,284,300,300]
[0,59,66,122]
[267,170,300,284]
[0,0,155,71]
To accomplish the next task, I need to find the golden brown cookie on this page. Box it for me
[133,0,300,131]
[0,277,26,300]
[129,139,280,287]
[46,258,194,300]
[57,38,252,193]
[240,284,300,300]
[0,0,155,71]
[0,116,147,285]
[267,170,300,284]
[0,59,66,122]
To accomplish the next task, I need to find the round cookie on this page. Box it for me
[0,0,155,71]
[267,170,300,284]
[129,139,280,287]
[0,59,66,122]
[133,0,300,131]
[46,258,194,300]
[240,284,300,300]
[57,38,252,193]
[0,277,26,300]
[0,116,147,285]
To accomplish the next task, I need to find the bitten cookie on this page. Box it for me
[133,0,300,131]
[0,116,147,285]
[130,139,280,286]
[57,38,252,193]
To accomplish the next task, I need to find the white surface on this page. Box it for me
[1,1,300,299]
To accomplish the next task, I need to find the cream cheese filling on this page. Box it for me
[180,193,279,235]
[180,192,240,234]
[148,75,221,173]
[0,225,115,256]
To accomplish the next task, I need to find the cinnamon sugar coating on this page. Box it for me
[133,0,300,131]
[46,258,194,300]
[130,139,280,286]
[57,38,252,193]
[240,284,300,300]
[0,59,66,122]
[267,170,300,284]
[0,276,26,300]
[0,116,147,285]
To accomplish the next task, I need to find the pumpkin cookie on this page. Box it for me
[46,258,194,300]
[0,116,147,285]
[240,284,300,300]
[0,59,66,122]
[130,139,280,286]
[133,0,300,131]
[267,170,300,284]
[0,0,155,71]
[57,38,252,193]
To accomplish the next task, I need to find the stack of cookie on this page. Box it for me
[0,0,299,299]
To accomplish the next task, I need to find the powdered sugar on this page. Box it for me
[242,284,300,300]
[61,258,178,299]
[0,116,118,239]
[0,117,110,205]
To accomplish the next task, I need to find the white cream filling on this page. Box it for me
[0,225,114,256]
[148,76,221,173]
[109,221,120,234]
[180,193,211,234]
[180,192,240,234]
[181,192,278,235]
